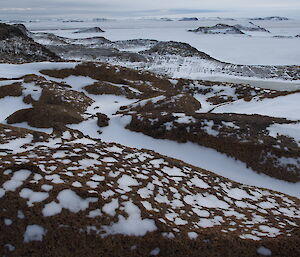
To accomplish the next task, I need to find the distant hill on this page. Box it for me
[188,24,245,34]
[74,27,105,33]
[179,17,199,21]
[250,16,289,21]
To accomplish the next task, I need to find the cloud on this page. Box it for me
[0,0,299,18]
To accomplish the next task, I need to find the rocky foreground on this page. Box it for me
[1,124,300,256]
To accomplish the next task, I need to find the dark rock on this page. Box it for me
[74,27,105,33]
[96,113,110,127]
[250,16,289,21]
[0,23,61,63]
[6,105,84,128]
[234,22,270,33]
[179,17,198,21]
[142,41,215,60]
[0,82,22,98]
[188,24,245,34]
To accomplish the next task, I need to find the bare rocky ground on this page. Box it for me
[32,31,300,81]
[1,124,300,256]
[37,62,300,182]
[0,23,300,256]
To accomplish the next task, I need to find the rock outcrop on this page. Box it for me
[0,23,60,63]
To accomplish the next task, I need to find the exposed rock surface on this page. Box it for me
[188,24,245,34]
[0,124,299,256]
[3,75,93,128]
[37,63,300,182]
[234,22,270,33]
[34,31,300,81]
[0,23,60,63]
[141,41,215,60]
[96,112,109,127]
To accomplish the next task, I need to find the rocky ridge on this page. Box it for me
[29,29,300,81]
[0,23,60,63]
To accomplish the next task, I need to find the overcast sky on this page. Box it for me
[1,0,300,19]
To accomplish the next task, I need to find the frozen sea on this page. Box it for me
[24,18,300,66]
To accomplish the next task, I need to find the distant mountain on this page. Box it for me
[250,16,289,21]
[74,27,105,34]
[62,19,84,23]
[92,18,112,22]
[160,18,173,21]
[188,24,245,34]
[234,22,270,33]
[0,23,60,63]
[179,17,199,21]
[273,35,294,39]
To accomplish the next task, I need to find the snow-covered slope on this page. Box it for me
[1,62,299,186]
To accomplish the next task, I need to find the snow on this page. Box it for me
[0,62,78,79]
[47,75,97,92]
[192,209,210,217]
[22,82,42,101]
[240,234,261,241]
[150,248,160,256]
[88,209,102,218]
[185,194,229,209]
[45,174,64,184]
[42,201,62,217]
[20,188,49,206]
[2,169,31,192]
[25,75,296,199]
[17,210,25,219]
[188,232,198,239]
[227,188,253,200]
[190,177,210,189]
[72,181,82,187]
[267,123,300,146]
[90,174,105,182]
[29,19,300,65]
[0,96,31,124]
[197,218,215,228]
[259,225,280,236]
[23,225,47,242]
[0,136,33,154]
[102,199,119,216]
[213,93,300,120]
[4,219,12,226]
[98,115,300,199]
[117,175,139,192]
[56,189,97,213]
[104,201,157,236]
[162,166,185,177]
[4,244,15,252]
[257,246,272,256]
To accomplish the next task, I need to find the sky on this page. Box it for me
[1,0,300,19]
